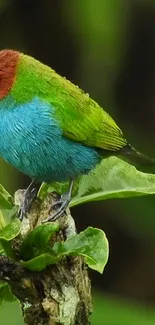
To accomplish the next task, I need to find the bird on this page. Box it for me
[0,49,154,222]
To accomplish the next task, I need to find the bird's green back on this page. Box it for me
[11,54,127,151]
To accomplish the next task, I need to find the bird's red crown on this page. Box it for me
[0,49,20,99]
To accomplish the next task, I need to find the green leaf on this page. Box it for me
[54,227,109,273]
[0,210,6,229]
[0,218,21,257]
[0,284,16,307]
[22,227,108,273]
[1,206,18,225]
[20,222,59,260]
[0,218,21,241]
[22,253,60,271]
[0,185,17,226]
[0,281,7,290]
[71,157,155,206]
[0,184,13,210]
[39,157,155,207]
[0,245,4,254]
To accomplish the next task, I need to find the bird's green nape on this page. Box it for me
[10,52,128,152]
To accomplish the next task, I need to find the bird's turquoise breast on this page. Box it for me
[0,96,101,182]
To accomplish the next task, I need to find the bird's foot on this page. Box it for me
[43,180,73,223]
[18,181,40,221]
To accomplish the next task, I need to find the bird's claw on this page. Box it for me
[42,193,71,223]
[18,194,32,220]
[43,180,73,223]
[17,181,39,221]
[18,205,27,221]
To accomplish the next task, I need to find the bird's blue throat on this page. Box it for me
[0,96,101,182]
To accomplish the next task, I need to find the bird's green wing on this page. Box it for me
[12,54,127,151]
[51,91,127,151]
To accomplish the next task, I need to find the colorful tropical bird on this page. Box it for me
[0,50,154,221]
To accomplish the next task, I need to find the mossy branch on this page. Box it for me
[0,191,92,325]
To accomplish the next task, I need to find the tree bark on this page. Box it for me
[0,190,92,325]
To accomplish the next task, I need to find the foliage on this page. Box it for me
[39,157,155,205]
[1,157,155,308]
[21,226,108,273]
[0,282,16,306]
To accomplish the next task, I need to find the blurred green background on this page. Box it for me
[1,0,155,324]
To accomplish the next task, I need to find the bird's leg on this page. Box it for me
[18,180,40,221]
[43,180,74,223]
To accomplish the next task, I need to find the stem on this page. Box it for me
[0,190,92,325]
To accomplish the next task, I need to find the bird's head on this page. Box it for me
[0,49,20,99]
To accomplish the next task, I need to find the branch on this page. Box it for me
[0,190,92,325]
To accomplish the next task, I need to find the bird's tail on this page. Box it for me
[118,144,155,169]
